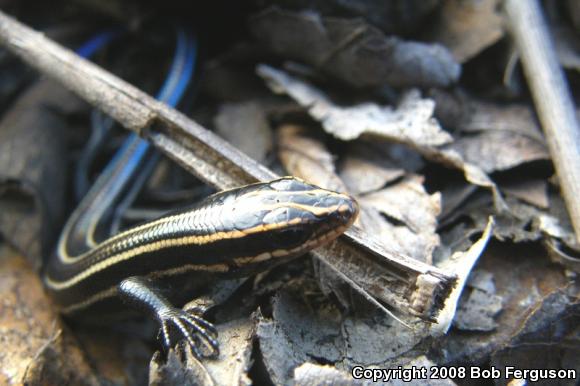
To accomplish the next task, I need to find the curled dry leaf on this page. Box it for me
[259,65,507,210]
[438,181,478,221]
[433,217,494,335]
[277,124,347,192]
[440,188,579,271]
[544,238,580,273]
[250,7,460,88]
[259,64,453,146]
[429,0,504,63]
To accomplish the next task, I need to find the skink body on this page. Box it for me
[44,177,358,356]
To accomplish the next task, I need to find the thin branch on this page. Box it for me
[504,0,580,243]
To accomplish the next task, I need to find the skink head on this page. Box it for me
[225,177,358,264]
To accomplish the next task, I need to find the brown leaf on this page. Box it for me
[0,246,100,385]
[149,348,214,386]
[277,124,348,192]
[214,101,273,163]
[429,0,504,63]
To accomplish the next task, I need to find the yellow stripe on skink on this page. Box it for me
[47,205,339,290]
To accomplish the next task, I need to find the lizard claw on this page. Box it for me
[157,307,219,359]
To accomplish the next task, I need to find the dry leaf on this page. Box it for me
[358,175,441,263]
[342,312,427,365]
[250,7,460,88]
[257,292,344,385]
[449,131,549,173]
[0,80,76,268]
[259,65,453,145]
[149,348,214,386]
[431,90,550,173]
[438,181,478,221]
[277,124,347,193]
[339,141,419,195]
[340,155,405,195]
[423,148,507,211]
[433,217,494,335]
[258,288,436,384]
[214,101,272,163]
[203,318,254,386]
[259,65,507,210]
[501,179,549,209]
[429,0,504,63]
[440,190,579,260]
[435,242,577,365]
[294,363,359,386]
[0,246,100,385]
[489,288,580,383]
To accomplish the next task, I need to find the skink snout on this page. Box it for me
[313,191,359,237]
[331,193,359,229]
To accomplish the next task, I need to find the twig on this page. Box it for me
[504,0,580,243]
[0,10,456,321]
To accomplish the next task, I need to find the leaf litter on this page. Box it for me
[245,50,578,384]
[3,2,579,385]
